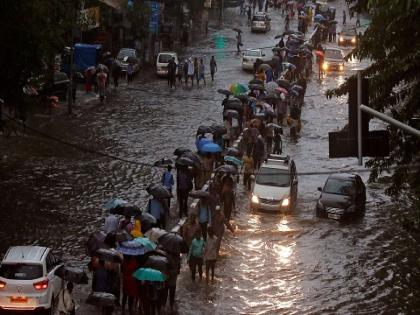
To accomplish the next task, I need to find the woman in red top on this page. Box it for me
[121,255,139,313]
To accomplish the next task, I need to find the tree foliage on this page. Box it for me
[0,0,81,115]
[327,1,420,215]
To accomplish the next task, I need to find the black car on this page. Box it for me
[315,173,366,220]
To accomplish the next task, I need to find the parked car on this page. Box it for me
[0,246,63,314]
[241,49,270,71]
[338,27,358,46]
[31,71,70,100]
[116,48,140,73]
[156,51,179,77]
[250,155,298,212]
[315,173,366,220]
[322,47,345,72]
[251,12,271,33]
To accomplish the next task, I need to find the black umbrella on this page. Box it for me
[189,190,211,199]
[175,156,195,167]
[110,204,141,217]
[223,147,241,157]
[143,255,171,273]
[95,248,123,263]
[217,89,232,96]
[197,125,214,135]
[249,84,266,91]
[263,93,280,101]
[276,79,291,89]
[223,109,239,119]
[274,34,284,39]
[232,28,242,33]
[267,123,284,133]
[223,102,243,112]
[181,152,203,169]
[86,230,108,256]
[258,63,272,71]
[86,292,116,307]
[158,233,189,254]
[249,79,264,85]
[136,212,157,234]
[153,158,173,167]
[235,94,249,102]
[173,147,191,156]
[215,164,238,175]
[210,124,227,136]
[55,266,89,285]
[146,183,171,199]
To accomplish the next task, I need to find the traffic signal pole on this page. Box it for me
[357,71,363,166]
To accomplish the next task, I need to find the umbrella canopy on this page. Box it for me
[235,94,249,102]
[110,204,141,217]
[223,147,240,157]
[134,237,157,251]
[104,198,127,210]
[249,84,266,91]
[249,79,264,85]
[86,230,108,256]
[291,84,304,93]
[224,155,242,167]
[158,232,189,254]
[215,164,238,175]
[272,47,286,53]
[145,228,168,243]
[55,266,89,284]
[229,83,248,96]
[133,268,165,282]
[175,156,195,167]
[153,158,173,167]
[143,255,171,273]
[86,292,116,307]
[95,248,123,263]
[232,27,242,33]
[276,86,289,94]
[258,63,272,71]
[117,240,148,256]
[178,152,202,169]
[146,183,171,199]
[173,147,191,156]
[210,124,227,136]
[315,50,325,58]
[135,212,157,233]
[276,79,291,89]
[189,190,211,199]
[197,125,214,135]
[265,81,279,94]
[217,89,232,96]
[116,230,134,243]
[267,123,284,133]
[223,109,239,119]
[314,14,326,22]
[200,142,222,153]
[223,101,243,112]
[263,93,280,101]
[283,62,297,70]
[96,64,109,73]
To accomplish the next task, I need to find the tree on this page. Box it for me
[327,0,420,230]
[0,0,81,117]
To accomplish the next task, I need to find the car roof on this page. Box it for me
[3,246,49,264]
[119,48,135,52]
[328,173,358,180]
[158,51,177,56]
[244,49,262,53]
[254,11,267,15]
[325,47,342,53]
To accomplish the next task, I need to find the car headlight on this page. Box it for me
[351,37,356,43]
[322,62,328,70]
[251,194,259,204]
[339,36,344,42]
[339,64,344,71]
[281,198,289,207]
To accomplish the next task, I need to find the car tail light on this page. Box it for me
[0,280,6,289]
[33,279,48,290]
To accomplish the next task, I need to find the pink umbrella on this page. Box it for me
[276,87,289,94]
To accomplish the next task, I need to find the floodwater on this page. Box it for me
[1,1,420,314]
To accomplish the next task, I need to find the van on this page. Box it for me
[156,52,179,77]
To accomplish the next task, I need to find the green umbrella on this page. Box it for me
[133,268,165,282]
[133,237,157,251]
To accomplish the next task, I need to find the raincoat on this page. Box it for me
[130,219,143,238]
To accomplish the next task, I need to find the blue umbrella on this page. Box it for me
[224,156,242,166]
[200,142,223,153]
[314,14,326,22]
[116,240,147,256]
[133,237,157,251]
[196,137,212,151]
[104,198,127,210]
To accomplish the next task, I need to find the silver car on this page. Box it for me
[251,12,271,33]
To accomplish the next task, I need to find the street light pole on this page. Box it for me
[357,70,362,166]
[68,47,74,115]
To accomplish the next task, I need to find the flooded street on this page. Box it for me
[1,1,420,314]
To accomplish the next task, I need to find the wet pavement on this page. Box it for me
[1,1,420,314]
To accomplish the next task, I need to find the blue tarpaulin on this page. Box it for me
[74,43,102,72]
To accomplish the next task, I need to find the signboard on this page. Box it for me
[79,6,100,31]
[149,1,160,34]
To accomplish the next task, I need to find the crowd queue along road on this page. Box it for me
[2,0,413,314]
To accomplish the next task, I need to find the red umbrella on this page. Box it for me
[315,50,324,57]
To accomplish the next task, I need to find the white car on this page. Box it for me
[156,51,179,77]
[322,48,345,72]
[251,12,271,33]
[251,155,298,212]
[242,49,269,71]
[0,246,63,314]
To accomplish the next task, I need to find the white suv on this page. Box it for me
[0,246,63,314]
[251,155,298,212]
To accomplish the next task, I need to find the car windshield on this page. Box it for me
[244,51,261,57]
[0,263,43,280]
[325,49,343,60]
[117,49,135,59]
[158,54,174,63]
[253,15,266,21]
[256,167,290,187]
[323,179,355,195]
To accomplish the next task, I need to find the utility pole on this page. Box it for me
[219,0,224,26]
[68,47,74,115]
[357,70,362,165]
